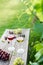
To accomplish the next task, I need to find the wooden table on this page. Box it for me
[0,29,30,65]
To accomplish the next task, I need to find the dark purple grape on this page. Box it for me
[5,37,7,40]
[0,49,10,61]
[20,34,25,37]
[9,31,14,34]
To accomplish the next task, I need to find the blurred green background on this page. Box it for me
[0,0,43,36]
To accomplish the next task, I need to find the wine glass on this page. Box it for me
[7,34,16,46]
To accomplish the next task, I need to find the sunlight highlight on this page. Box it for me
[5,0,20,8]
[0,0,20,20]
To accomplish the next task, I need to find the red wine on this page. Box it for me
[8,36,16,40]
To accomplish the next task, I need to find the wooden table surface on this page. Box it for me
[0,29,30,65]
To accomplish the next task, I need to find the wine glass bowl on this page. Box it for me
[8,35,16,41]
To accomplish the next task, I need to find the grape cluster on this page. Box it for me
[0,49,10,61]
[9,31,14,34]
[13,57,24,65]
[20,34,25,37]
[14,29,22,34]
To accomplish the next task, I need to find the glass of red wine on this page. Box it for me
[7,34,16,45]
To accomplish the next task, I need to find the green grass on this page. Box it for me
[0,0,35,37]
[0,16,31,37]
[0,4,33,37]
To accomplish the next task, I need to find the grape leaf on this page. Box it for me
[38,56,43,63]
[35,48,43,61]
[34,42,43,52]
[29,61,39,65]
